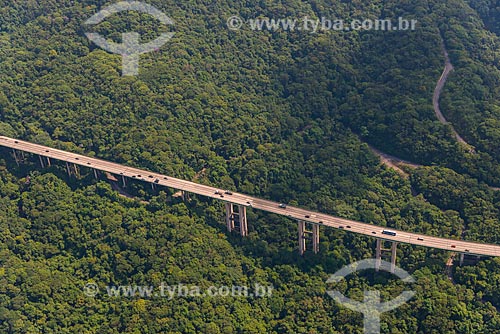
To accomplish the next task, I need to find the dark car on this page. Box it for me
[279,203,287,209]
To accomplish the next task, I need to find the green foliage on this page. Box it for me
[0,0,499,332]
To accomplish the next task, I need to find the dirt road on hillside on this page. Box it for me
[433,43,474,150]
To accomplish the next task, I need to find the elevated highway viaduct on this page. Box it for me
[1,136,498,271]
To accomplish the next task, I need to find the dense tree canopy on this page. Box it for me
[1,0,499,332]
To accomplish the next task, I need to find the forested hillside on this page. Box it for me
[1,0,500,333]
[468,0,500,35]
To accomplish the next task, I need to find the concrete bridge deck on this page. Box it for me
[2,135,499,258]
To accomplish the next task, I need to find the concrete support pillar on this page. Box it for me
[391,242,398,274]
[66,162,71,176]
[375,239,397,274]
[225,203,248,237]
[122,175,126,187]
[93,169,98,180]
[66,163,79,177]
[225,203,234,232]
[459,253,464,266]
[298,221,320,255]
[312,224,320,254]
[375,239,382,271]
[298,221,306,256]
[39,155,45,168]
[46,157,51,167]
[238,205,248,237]
[12,150,19,166]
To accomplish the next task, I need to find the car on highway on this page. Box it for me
[382,230,397,236]
[279,203,287,209]
[225,190,233,195]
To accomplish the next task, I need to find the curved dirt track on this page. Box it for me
[433,43,474,149]
[368,145,422,177]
